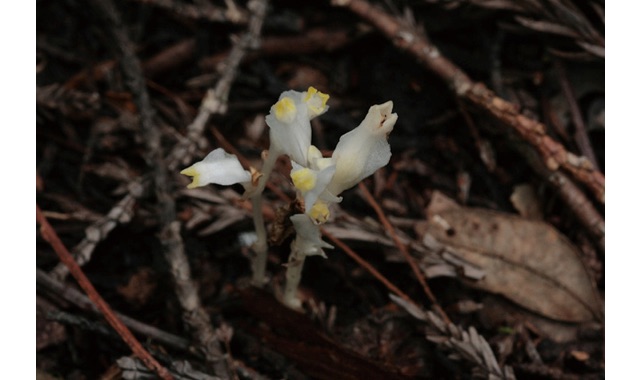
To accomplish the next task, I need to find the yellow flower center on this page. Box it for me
[180,166,201,189]
[309,201,330,223]
[273,97,296,123]
[304,86,329,116]
[291,168,317,192]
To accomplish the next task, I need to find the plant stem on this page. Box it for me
[249,148,279,286]
[283,240,306,309]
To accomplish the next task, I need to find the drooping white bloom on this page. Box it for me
[289,214,333,258]
[180,148,251,189]
[265,87,329,166]
[326,101,398,196]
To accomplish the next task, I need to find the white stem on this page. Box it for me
[283,239,306,309]
[249,148,279,286]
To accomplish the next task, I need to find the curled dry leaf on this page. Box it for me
[509,184,543,220]
[421,193,602,323]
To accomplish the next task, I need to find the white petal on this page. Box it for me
[266,92,312,165]
[302,165,336,213]
[181,148,251,188]
[327,101,397,195]
[290,214,333,257]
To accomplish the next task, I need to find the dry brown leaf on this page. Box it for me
[423,196,602,322]
[477,296,579,343]
[510,184,543,220]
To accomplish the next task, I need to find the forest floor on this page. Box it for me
[36,0,605,379]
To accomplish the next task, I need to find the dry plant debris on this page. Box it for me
[37,0,604,378]
[418,192,602,323]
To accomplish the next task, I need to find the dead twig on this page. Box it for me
[427,0,604,58]
[50,184,142,281]
[89,0,239,374]
[53,0,271,286]
[548,171,604,251]
[333,0,604,204]
[131,0,248,24]
[37,268,191,352]
[321,228,418,309]
[554,59,599,170]
[199,27,355,71]
[391,294,516,380]
[36,205,174,380]
[358,183,451,324]
[117,357,223,380]
[167,0,270,171]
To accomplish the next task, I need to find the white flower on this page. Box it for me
[326,101,397,195]
[289,214,333,258]
[265,87,329,166]
[180,148,251,189]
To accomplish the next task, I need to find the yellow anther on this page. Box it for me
[180,166,201,189]
[291,168,317,192]
[304,87,329,116]
[274,97,296,122]
[309,201,330,224]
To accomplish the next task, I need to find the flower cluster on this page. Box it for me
[180,86,397,307]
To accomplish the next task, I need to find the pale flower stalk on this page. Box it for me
[284,101,397,308]
[283,214,333,309]
[180,86,397,309]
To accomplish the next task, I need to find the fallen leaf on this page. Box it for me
[477,295,580,344]
[423,195,602,322]
[510,184,543,220]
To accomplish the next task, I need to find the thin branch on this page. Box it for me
[131,0,248,24]
[36,205,173,380]
[321,229,418,308]
[391,294,516,380]
[158,221,231,375]
[333,0,605,204]
[358,183,451,324]
[50,184,141,281]
[548,171,605,251]
[88,0,241,374]
[118,357,223,380]
[52,0,272,286]
[167,0,270,171]
[37,268,191,352]
[554,58,599,171]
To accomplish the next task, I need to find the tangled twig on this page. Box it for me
[36,205,174,380]
[131,0,248,25]
[333,0,604,205]
[37,268,191,351]
[50,183,141,280]
[85,0,271,375]
[391,294,516,380]
[358,183,451,324]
